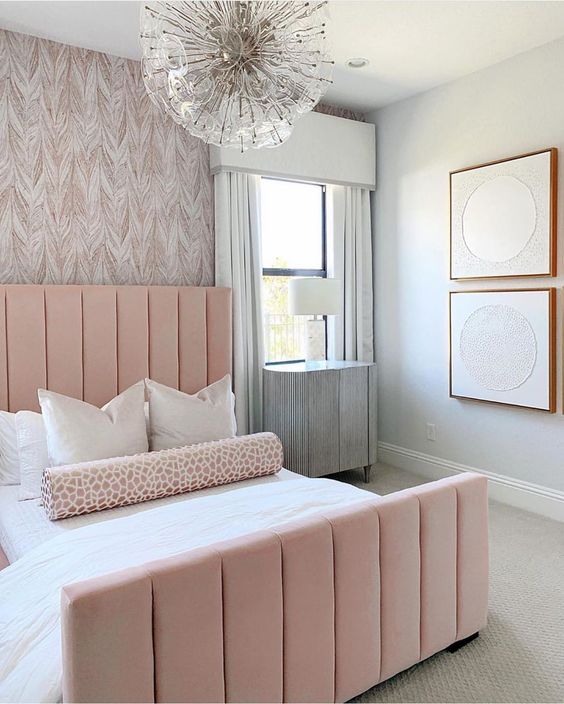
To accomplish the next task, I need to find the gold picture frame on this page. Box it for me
[449,287,557,413]
[450,148,557,280]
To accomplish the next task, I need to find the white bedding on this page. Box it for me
[0,468,301,562]
[0,476,374,703]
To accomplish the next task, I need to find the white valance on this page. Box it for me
[209,111,376,190]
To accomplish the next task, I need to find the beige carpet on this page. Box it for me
[335,464,564,704]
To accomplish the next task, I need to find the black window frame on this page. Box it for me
[261,177,327,365]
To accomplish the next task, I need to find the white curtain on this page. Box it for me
[215,172,264,435]
[327,185,374,362]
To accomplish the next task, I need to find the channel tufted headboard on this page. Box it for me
[0,285,232,413]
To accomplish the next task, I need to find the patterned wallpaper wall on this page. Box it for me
[315,103,365,122]
[0,30,214,286]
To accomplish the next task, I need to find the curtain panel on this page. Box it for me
[215,172,264,435]
[327,185,374,363]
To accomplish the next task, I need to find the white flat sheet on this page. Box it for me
[0,477,374,703]
[0,468,302,563]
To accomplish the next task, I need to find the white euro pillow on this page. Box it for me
[15,411,49,500]
[38,381,148,468]
[146,375,236,451]
[0,411,20,485]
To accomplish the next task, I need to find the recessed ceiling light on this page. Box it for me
[346,57,369,69]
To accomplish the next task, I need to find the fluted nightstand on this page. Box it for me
[263,360,377,482]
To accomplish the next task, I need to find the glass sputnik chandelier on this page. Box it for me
[140,1,333,151]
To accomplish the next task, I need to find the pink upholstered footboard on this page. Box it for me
[61,473,488,703]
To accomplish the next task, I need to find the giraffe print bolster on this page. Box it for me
[41,433,284,521]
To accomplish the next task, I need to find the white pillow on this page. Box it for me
[38,382,148,468]
[15,411,49,500]
[146,375,237,451]
[0,411,20,485]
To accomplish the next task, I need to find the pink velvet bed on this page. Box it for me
[0,284,488,703]
[0,284,231,412]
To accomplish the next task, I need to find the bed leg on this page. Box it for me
[447,632,479,653]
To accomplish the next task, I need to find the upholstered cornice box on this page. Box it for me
[210,111,376,190]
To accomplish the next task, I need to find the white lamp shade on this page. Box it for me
[288,278,341,316]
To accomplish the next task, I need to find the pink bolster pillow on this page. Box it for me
[41,432,284,520]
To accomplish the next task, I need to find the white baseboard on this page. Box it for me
[378,442,564,523]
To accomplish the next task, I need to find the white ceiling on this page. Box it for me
[1,1,564,113]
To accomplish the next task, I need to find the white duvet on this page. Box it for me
[0,477,373,703]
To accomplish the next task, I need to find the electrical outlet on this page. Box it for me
[426,423,436,441]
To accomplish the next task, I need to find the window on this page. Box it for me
[261,178,326,363]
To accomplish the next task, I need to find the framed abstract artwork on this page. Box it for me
[449,289,555,412]
[450,148,557,280]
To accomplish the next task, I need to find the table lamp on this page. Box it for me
[288,278,340,361]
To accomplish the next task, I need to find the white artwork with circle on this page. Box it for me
[450,150,554,279]
[450,290,553,411]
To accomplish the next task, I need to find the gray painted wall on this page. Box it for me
[368,37,564,493]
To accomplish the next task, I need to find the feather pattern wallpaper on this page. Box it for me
[314,103,365,122]
[0,30,214,286]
